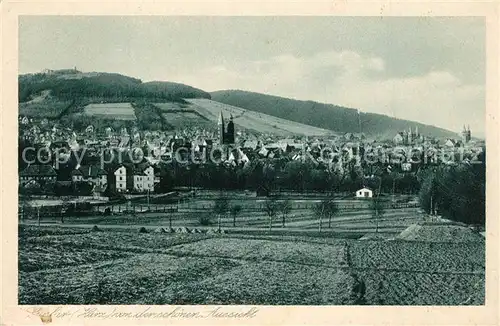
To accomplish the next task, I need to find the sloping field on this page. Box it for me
[19,93,73,118]
[153,102,213,129]
[186,99,335,136]
[154,102,190,111]
[84,103,136,120]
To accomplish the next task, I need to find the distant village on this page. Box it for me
[18,112,484,199]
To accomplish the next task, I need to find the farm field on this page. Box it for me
[83,103,136,120]
[186,98,335,136]
[18,224,485,305]
[19,98,73,118]
[153,102,213,130]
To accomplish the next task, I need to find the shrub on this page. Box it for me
[199,213,212,226]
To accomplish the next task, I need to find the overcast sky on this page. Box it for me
[19,16,485,135]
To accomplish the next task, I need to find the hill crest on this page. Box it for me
[211,89,458,139]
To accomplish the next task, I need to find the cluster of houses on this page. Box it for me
[18,113,483,197]
[19,162,159,196]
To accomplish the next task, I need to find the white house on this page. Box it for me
[114,166,127,192]
[132,166,155,192]
[356,187,373,198]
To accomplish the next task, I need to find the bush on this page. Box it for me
[199,213,212,226]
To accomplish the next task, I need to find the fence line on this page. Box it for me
[19,203,179,219]
[19,201,418,219]
[182,202,419,211]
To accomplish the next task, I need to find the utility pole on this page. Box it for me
[147,189,150,210]
[372,177,383,234]
[392,177,396,200]
[377,176,383,198]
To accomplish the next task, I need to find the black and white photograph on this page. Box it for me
[15,15,487,307]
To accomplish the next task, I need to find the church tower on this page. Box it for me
[226,114,235,145]
[461,125,471,143]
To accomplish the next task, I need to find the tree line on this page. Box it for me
[158,159,420,194]
[418,149,485,226]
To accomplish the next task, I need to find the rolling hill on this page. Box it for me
[18,70,459,139]
[211,90,458,139]
[19,70,210,103]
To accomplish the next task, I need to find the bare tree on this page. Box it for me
[370,197,385,233]
[213,196,229,232]
[60,196,73,224]
[326,200,339,228]
[313,199,338,232]
[264,198,278,231]
[278,199,292,228]
[313,200,326,232]
[230,204,242,227]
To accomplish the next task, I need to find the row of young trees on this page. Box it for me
[208,196,386,232]
[208,196,299,231]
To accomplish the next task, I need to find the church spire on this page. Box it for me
[218,111,224,126]
[218,111,225,144]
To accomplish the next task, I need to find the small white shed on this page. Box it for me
[356,187,373,198]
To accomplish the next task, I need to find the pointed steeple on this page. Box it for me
[218,111,224,126]
[218,111,225,144]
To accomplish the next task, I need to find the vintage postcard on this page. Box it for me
[1,1,499,325]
